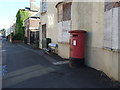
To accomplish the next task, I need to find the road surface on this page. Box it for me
[1,40,118,88]
[0,40,2,89]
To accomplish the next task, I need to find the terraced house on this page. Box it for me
[24,0,40,45]
[39,0,120,81]
[24,16,40,45]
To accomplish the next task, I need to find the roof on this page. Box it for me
[33,12,40,17]
[19,8,38,12]
[24,16,40,22]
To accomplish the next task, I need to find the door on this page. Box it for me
[30,31,35,44]
[42,24,47,48]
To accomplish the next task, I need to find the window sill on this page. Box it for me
[58,41,69,44]
[58,20,71,23]
[41,11,47,15]
[103,47,120,53]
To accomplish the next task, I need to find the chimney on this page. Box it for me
[30,0,37,11]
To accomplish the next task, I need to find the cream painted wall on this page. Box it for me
[39,13,47,48]
[39,0,47,48]
[85,47,119,80]
[47,2,58,44]
[39,2,58,48]
[39,1,119,81]
[58,43,70,59]
[47,2,70,58]
[39,2,70,58]
[71,2,119,81]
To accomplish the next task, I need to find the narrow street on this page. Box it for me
[1,40,117,88]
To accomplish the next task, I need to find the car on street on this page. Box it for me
[2,36,6,40]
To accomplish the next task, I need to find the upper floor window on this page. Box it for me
[42,0,47,13]
[63,3,71,21]
[104,2,114,12]
[57,2,72,22]
[104,2,120,12]
[104,2,120,51]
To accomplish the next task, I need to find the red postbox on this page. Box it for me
[69,30,86,67]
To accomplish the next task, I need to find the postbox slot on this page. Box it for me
[73,35,78,37]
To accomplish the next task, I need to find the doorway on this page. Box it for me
[42,24,47,48]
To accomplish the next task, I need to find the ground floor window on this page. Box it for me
[30,31,39,44]
[58,20,71,43]
[57,2,72,43]
[104,7,120,51]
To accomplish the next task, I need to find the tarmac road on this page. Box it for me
[2,40,119,88]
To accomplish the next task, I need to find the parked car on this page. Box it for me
[2,36,6,38]
[2,36,6,40]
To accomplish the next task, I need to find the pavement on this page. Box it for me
[1,40,120,88]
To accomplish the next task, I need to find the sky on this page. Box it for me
[0,0,116,30]
[0,0,40,30]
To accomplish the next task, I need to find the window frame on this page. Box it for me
[41,0,47,13]
[57,2,72,22]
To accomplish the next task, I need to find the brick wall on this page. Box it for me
[30,19,40,28]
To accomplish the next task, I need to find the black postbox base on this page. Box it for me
[69,57,85,68]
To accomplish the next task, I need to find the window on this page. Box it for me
[42,24,46,39]
[104,2,120,12]
[42,0,47,13]
[104,6,119,51]
[104,2,114,12]
[63,3,71,21]
[57,2,72,43]
[57,2,71,22]
[57,5,63,22]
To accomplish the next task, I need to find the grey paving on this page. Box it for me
[2,41,120,88]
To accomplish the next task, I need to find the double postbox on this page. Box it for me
[69,30,86,67]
